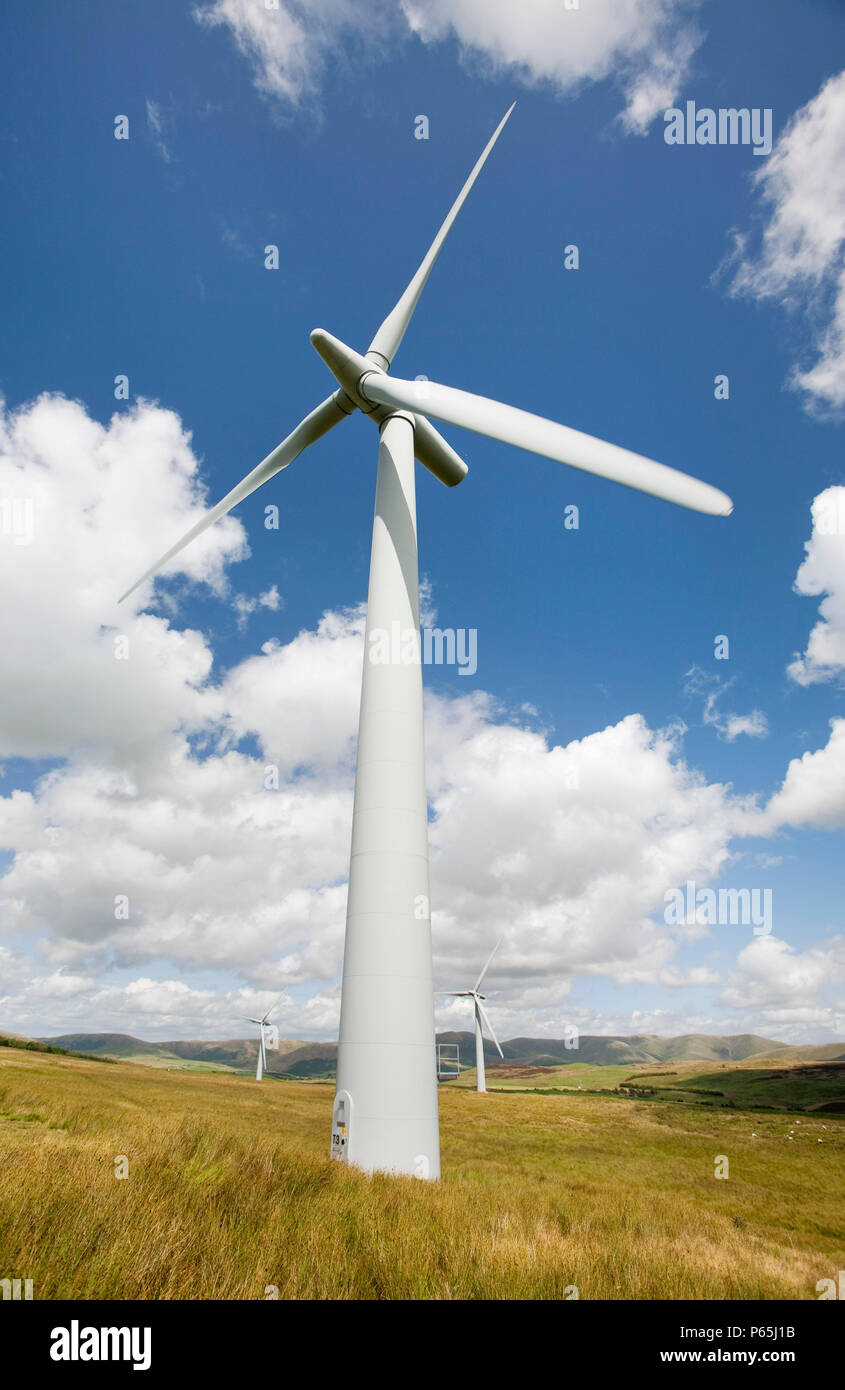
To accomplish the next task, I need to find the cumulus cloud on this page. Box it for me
[401,0,701,135]
[0,753,352,979]
[760,717,845,833]
[426,700,743,996]
[722,69,845,412]
[216,605,365,776]
[0,390,842,1044]
[788,487,845,686]
[721,934,845,1029]
[194,0,701,133]
[0,961,341,1042]
[0,393,247,768]
[0,667,745,1024]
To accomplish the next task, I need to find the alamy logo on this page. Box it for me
[368,622,477,676]
[664,102,773,156]
[1,1278,33,1300]
[50,1320,151,1372]
[664,880,772,934]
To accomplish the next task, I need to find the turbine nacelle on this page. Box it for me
[310,328,468,488]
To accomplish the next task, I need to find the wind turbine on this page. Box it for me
[445,939,504,1094]
[119,105,732,1181]
[246,1000,279,1081]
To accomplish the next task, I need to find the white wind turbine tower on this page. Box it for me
[119,105,732,1181]
[247,999,279,1081]
[445,939,504,1094]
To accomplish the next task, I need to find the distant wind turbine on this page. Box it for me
[246,1000,280,1081]
[119,104,732,1180]
[445,939,504,1093]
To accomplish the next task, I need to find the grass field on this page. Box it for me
[453,1062,638,1090]
[463,1057,845,1113]
[122,1056,240,1073]
[1,1047,843,1300]
[619,1062,845,1112]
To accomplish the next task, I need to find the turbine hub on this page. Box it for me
[310,328,381,413]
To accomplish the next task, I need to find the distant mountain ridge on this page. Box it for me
[33,1030,845,1077]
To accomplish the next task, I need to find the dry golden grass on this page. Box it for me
[0,1048,842,1300]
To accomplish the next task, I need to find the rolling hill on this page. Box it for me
[0,1030,114,1063]
[32,1029,845,1077]
[437,1031,845,1067]
[34,1032,312,1073]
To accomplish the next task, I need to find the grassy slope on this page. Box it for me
[0,1048,842,1300]
[459,1056,845,1109]
[453,1062,637,1090]
[38,1033,333,1075]
[495,1032,792,1065]
[625,1062,845,1112]
[0,1035,115,1064]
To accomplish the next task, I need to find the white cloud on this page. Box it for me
[0,393,247,768]
[788,487,845,686]
[0,964,333,1042]
[760,717,845,833]
[193,0,701,133]
[0,389,842,1045]
[216,605,365,776]
[702,692,769,743]
[683,667,768,742]
[231,583,283,631]
[401,0,702,134]
[723,69,845,411]
[0,754,352,981]
[426,700,743,991]
[719,711,769,742]
[721,934,845,1024]
[0,675,744,1006]
[0,393,358,1000]
[145,99,172,164]
[193,0,389,111]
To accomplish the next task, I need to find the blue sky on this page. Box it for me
[1,0,844,1045]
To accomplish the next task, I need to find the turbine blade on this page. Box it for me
[359,375,733,516]
[367,104,515,368]
[262,992,284,1025]
[411,414,468,488]
[476,999,504,1058]
[118,393,352,603]
[474,936,503,993]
